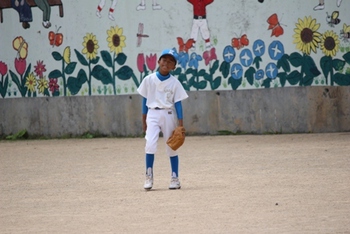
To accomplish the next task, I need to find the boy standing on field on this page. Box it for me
[137,49,188,190]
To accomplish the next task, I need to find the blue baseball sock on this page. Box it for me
[145,153,154,174]
[170,155,179,177]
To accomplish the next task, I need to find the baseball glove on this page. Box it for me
[166,126,186,151]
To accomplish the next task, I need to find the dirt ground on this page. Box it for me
[1,133,350,234]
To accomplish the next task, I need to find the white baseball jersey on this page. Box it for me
[137,73,188,109]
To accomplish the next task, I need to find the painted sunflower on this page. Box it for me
[25,72,37,93]
[320,30,340,57]
[82,33,99,60]
[107,26,126,55]
[293,16,321,55]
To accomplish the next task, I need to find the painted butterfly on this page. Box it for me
[267,13,284,37]
[177,37,194,53]
[48,26,63,47]
[12,36,28,59]
[231,34,249,50]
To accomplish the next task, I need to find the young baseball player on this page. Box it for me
[137,49,188,190]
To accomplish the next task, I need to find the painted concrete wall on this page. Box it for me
[1,86,349,137]
[0,1,350,137]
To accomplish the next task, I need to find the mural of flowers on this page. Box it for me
[293,16,321,55]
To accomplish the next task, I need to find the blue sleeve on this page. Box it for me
[174,101,183,119]
[142,97,148,114]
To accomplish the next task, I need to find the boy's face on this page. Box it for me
[158,55,176,75]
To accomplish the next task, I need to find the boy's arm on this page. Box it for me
[174,101,184,127]
[142,97,148,132]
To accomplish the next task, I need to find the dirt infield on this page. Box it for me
[1,133,350,234]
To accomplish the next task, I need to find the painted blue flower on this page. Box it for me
[231,63,243,80]
[255,69,265,80]
[239,49,253,67]
[178,52,189,69]
[188,52,202,69]
[265,63,278,79]
[223,45,236,63]
[253,39,265,57]
[268,40,284,60]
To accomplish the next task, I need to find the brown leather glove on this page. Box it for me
[166,126,186,151]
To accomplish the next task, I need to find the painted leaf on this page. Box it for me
[92,65,113,85]
[115,65,133,80]
[49,69,62,78]
[277,72,287,87]
[101,50,113,67]
[332,59,345,71]
[245,67,255,86]
[277,54,290,73]
[212,76,222,90]
[52,51,63,61]
[74,49,88,66]
[287,70,302,85]
[288,52,303,67]
[262,78,271,88]
[333,73,350,86]
[253,56,262,69]
[228,77,242,90]
[115,53,127,65]
[67,69,88,95]
[209,60,219,75]
[303,75,314,86]
[65,62,77,75]
[219,61,230,78]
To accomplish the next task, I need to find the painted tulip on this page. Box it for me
[137,53,145,73]
[14,58,26,75]
[146,53,157,72]
[0,61,8,76]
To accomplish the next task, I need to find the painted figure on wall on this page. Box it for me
[11,0,32,29]
[187,0,214,50]
[34,0,51,28]
[96,0,118,21]
[136,0,162,11]
[314,0,342,10]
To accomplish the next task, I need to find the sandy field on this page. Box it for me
[1,133,350,234]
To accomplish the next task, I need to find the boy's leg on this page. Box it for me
[314,0,325,10]
[144,153,154,189]
[169,155,181,189]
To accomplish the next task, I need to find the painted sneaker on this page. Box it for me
[337,0,342,7]
[313,4,325,10]
[152,4,162,10]
[136,4,146,11]
[96,10,102,18]
[108,13,115,21]
[169,177,181,189]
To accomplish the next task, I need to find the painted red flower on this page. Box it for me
[14,58,26,75]
[49,78,59,93]
[203,47,217,66]
[137,53,145,73]
[34,60,47,78]
[146,53,157,72]
[0,61,8,76]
